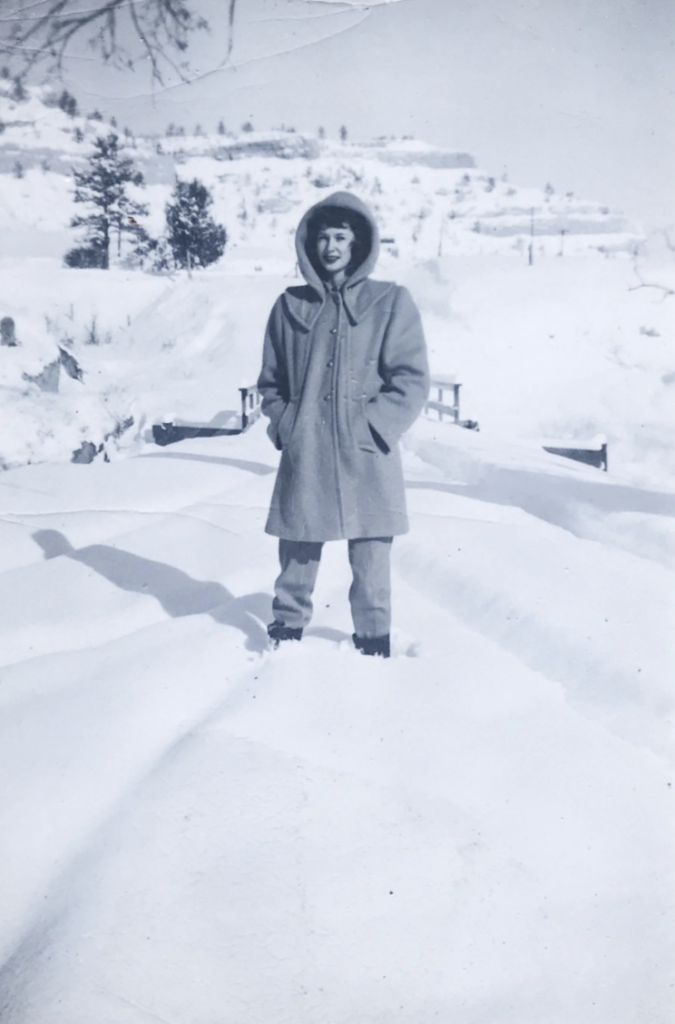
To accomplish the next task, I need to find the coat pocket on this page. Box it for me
[355,400,380,454]
[276,402,296,450]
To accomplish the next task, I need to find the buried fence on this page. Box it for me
[151,378,608,472]
[542,438,608,472]
[152,386,262,446]
[424,375,607,471]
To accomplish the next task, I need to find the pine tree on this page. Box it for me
[58,89,78,117]
[11,77,27,101]
[165,179,227,270]
[339,124,348,143]
[66,134,148,269]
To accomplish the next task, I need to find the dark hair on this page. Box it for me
[306,205,372,279]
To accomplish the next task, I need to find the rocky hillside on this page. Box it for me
[0,81,642,264]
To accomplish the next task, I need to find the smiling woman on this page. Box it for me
[306,205,372,287]
[257,191,430,657]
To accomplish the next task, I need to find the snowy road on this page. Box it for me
[0,421,673,1023]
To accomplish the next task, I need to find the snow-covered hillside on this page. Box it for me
[0,82,642,262]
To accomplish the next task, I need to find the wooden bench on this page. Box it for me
[152,385,262,447]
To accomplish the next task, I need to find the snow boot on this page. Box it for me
[267,621,303,648]
[353,633,390,658]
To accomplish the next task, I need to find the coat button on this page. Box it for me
[324,394,332,401]
[330,328,337,334]
[326,360,333,367]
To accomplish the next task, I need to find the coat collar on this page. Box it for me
[283,279,395,331]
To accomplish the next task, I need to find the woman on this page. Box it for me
[257,191,429,657]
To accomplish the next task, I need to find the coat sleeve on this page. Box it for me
[257,296,291,450]
[365,286,430,452]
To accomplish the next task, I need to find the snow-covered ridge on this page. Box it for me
[0,83,642,261]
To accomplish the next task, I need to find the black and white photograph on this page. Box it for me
[0,1,673,1021]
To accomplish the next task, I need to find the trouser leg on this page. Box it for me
[272,539,323,629]
[348,537,393,638]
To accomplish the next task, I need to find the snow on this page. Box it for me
[2,253,673,484]
[0,421,673,1023]
[1,84,642,263]
[0,81,674,1023]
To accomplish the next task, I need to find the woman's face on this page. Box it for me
[316,223,355,277]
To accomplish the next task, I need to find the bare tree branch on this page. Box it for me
[629,261,675,300]
[0,1,237,84]
[660,228,675,255]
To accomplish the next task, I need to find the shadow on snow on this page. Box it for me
[32,529,272,653]
[406,463,675,538]
[141,451,276,476]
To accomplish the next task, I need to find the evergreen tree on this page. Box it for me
[165,178,226,270]
[339,124,348,143]
[11,76,26,101]
[66,134,148,269]
[58,89,78,116]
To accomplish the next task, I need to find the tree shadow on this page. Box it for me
[405,464,675,537]
[141,452,276,476]
[32,529,272,652]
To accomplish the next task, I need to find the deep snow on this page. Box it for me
[0,414,673,1024]
[2,253,674,485]
[1,83,674,1021]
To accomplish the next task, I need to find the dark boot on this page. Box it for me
[353,633,390,658]
[267,621,303,648]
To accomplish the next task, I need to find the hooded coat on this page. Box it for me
[257,192,429,541]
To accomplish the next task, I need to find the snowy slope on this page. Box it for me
[0,420,672,1024]
[0,83,642,263]
[2,257,674,484]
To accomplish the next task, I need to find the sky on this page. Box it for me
[47,0,674,228]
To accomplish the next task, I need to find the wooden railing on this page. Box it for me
[424,375,607,470]
[543,439,608,472]
[425,376,479,430]
[425,375,461,423]
[152,385,261,447]
[240,385,262,430]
